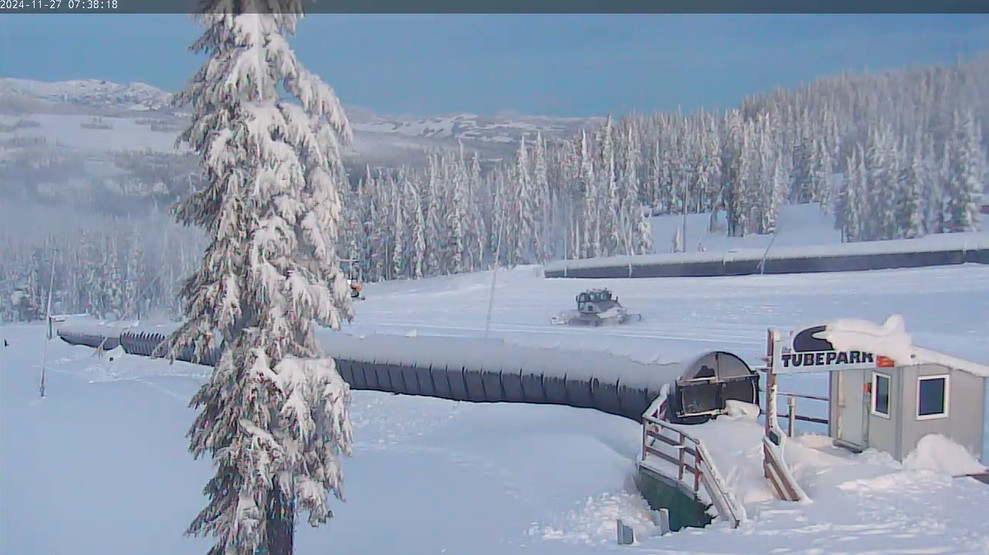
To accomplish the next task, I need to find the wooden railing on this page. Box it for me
[758,331,809,503]
[639,407,744,528]
[762,435,805,502]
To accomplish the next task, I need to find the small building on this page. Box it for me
[980,193,989,216]
[829,358,987,463]
[771,316,989,465]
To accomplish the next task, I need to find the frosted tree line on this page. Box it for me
[3,55,988,320]
[342,55,987,282]
[0,209,204,323]
[342,118,658,283]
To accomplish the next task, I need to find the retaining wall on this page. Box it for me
[544,238,989,279]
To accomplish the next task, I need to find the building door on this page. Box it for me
[836,369,867,449]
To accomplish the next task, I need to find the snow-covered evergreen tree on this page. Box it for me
[946,111,986,232]
[767,150,790,234]
[577,130,598,258]
[841,145,867,242]
[466,150,488,269]
[618,123,651,254]
[598,116,622,255]
[423,153,443,274]
[901,141,926,239]
[406,177,426,279]
[167,5,355,554]
[532,132,553,263]
[390,172,406,277]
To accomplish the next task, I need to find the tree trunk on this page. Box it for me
[265,485,295,555]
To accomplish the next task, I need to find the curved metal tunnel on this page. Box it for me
[56,327,757,423]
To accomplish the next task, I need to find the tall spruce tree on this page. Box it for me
[168,2,355,553]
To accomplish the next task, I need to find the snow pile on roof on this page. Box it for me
[821,314,914,362]
[902,434,988,476]
[823,314,989,377]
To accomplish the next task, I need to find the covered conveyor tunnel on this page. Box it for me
[56,326,760,423]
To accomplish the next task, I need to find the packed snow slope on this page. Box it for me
[4,263,989,554]
[345,263,989,371]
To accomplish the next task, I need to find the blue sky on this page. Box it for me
[1,14,987,117]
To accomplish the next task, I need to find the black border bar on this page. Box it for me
[4,0,989,14]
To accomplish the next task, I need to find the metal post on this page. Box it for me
[764,328,774,438]
[641,421,647,460]
[787,396,796,437]
[658,508,671,536]
[484,214,505,339]
[483,265,498,339]
[44,251,56,339]
[39,248,57,397]
[681,170,688,252]
[616,519,634,545]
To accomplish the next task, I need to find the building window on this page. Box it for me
[917,375,950,420]
[872,373,891,418]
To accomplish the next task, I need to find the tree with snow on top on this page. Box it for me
[167,2,355,554]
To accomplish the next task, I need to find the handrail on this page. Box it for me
[757,229,779,274]
[639,412,745,528]
[778,391,829,402]
[775,391,830,435]
[762,436,806,502]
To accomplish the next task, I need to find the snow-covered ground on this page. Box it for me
[0,113,181,154]
[647,202,986,257]
[650,203,843,254]
[3,263,989,553]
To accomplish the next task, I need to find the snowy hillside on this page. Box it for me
[351,111,601,144]
[650,203,843,253]
[3,262,988,553]
[0,77,597,146]
[648,202,986,256]
[0,78,174,112]
[0,77,600,205]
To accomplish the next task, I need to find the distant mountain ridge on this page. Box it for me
[0,78,174,112]
[0,77,601,146]
[0,77,601,213]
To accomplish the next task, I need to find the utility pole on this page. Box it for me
[484,210,506,339]
[39,248,57,397]
[681,169,689,253]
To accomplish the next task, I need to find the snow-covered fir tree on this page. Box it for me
[406,176,426,278]
[167,4,355,554]
[946,110,986,232]
[901,138,926,239]
[577,129,599,258]
[532,132,553,263]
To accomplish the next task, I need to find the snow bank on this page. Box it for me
[902,434,988,476]
[723,400,760,420]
